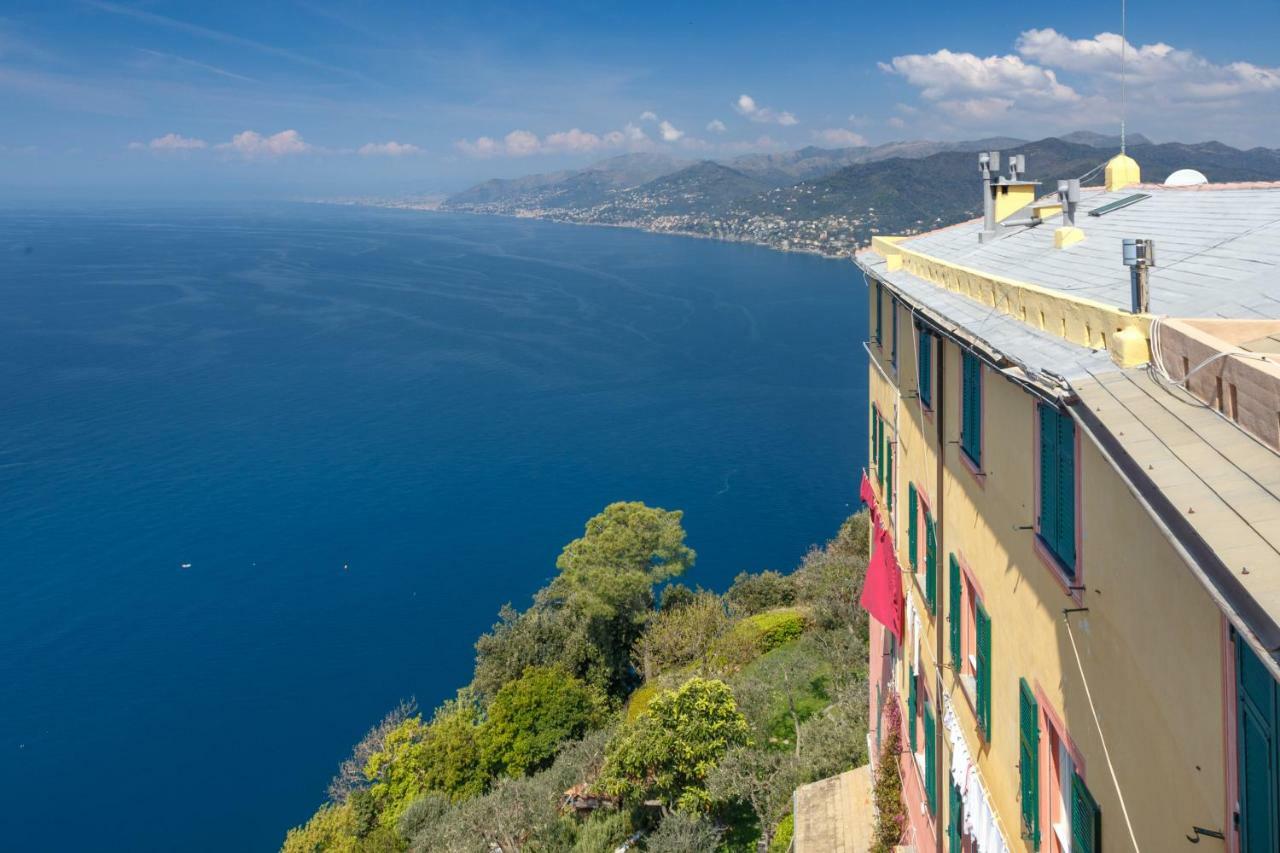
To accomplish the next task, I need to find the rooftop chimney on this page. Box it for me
[1053,179,1085,248]
[979,151,1039,243]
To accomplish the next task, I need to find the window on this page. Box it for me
[962,351,983,467]
[1070,773,1101,853]
[907,483,918,570]
[918,328,933,408]
[1038,403,1078,575]
[886,442,894,515]
[924,506,937,614]
[1019,679,1041,849]
[976,602,991,738]
[948,780,964,851]
[924,699,937,814]
[908,667,918,753]
[1236,630,1280,853]
[891,298,898,370]
[875,281,883,346]
[872,410,883,490]
[948,555,962,671]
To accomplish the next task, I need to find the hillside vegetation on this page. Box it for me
[282,502,871,852]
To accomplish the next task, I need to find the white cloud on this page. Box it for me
[734,93,798,126]
[456,124,653,158]
[881,29,1280,141]
[813,128,868,147]
[218,129,310,157]
[706,119,727,133]
[1016,28,1280,100]
[658,120,684,142]
[358,141,423,157]
[639,110,658,121]
[886,116,907,129]
[129,132,207,151]
[880,49,1079,104]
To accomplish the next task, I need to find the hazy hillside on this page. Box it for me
[434,132,1280,258]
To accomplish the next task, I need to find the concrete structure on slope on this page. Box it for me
[856,149,1280,853]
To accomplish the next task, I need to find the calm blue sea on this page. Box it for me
[0,205,866,851]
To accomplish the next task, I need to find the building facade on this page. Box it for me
[858,153,1280,853]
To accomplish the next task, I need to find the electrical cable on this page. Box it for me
[1064,617,1141,852]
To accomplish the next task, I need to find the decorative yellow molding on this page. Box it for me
[870,236,1152,367]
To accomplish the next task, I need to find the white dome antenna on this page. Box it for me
[1164,169,1208,187]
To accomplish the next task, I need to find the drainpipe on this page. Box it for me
[933,335,946,853]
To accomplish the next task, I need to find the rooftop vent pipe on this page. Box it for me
[1122,238,1155,313]
[1058,179,1081,227]
[979,150,1001,238]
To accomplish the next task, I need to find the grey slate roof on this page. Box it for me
[859,251,1115,381]
[894,185,1280,320]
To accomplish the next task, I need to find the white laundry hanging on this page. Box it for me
[942,696,1011,853]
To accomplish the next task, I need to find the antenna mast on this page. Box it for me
[1120,0,1127,154]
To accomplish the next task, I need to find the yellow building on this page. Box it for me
[857,151,1280,853]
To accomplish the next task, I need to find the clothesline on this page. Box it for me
[944,696,1012,853]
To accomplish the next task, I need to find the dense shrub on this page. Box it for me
[769,813,794,853]
[476,666,605,778]
[602,677,750,812]
[725,570,797,616]
[631,590,729,680]
[644,811,723,852]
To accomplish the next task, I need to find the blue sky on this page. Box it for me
[1,0,1277,197]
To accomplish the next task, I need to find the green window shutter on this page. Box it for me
[886,443,894,513]
[924,701,937,814]
[1056,412,1077,573]
[1070,773,1101,853]
[976,603,991,739]
[1019,679,1041,848]
[891,300,898,368]
[908,671,918,753]
[875,414,883,490]
[1235,631,1280,853]
[918,331,933,408]
[949,555,962,671]
[925,510,937,613]
[962,352,982,466]
[1038,404,1059,557]
[948,781,964,851]
[876,282,883,345]
[908,484,918,570]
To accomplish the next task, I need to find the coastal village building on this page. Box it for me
[854,152,1280,853]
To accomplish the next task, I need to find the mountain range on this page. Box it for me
[438,132,1280,257]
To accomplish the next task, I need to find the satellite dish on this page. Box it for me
[1164,168,1208,187]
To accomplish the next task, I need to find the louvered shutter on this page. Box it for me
[976,603,991,738]
[891,300,898,367]
[949,555,962,671]
[908,483,918,570]
[908,671,918,753]
[1019,679,1041,848]
[1056,413,1077,573]
[948,781,964,851]
[1070,773,1101,853]
[875,414,883,490]
[919,331,932,408]
[876,282,883,345]
[962,352,982,466]
[1236,632,1280,853]
[925,510,937,613]
[924,700,937,814]
[1038,405,1058,554]
[886,443,894,513]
